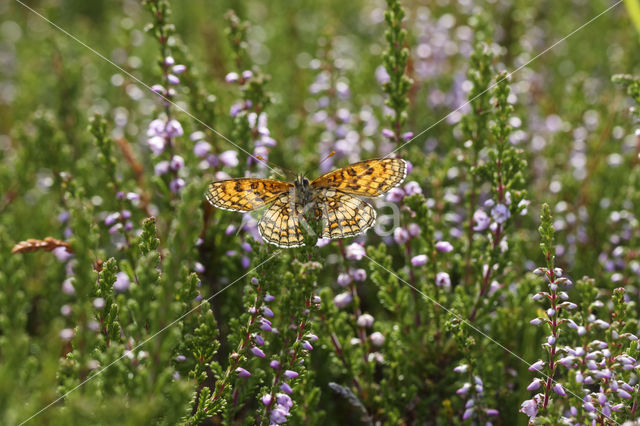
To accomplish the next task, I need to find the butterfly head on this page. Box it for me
[293,175,313,205]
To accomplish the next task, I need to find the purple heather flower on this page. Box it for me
[109,223,122,234]
[528,360,545,372]
[345,243,365,260]
[553,383,566,396]
[612,403,625,412]
[170,155,184,171]
[491,203,510,224]
[154,160,170,176]
[167,74,180,85]
[147,119,165,137]
[105,212,120,226]
[435,241,454,252]
[393,227,410,245]
[456,383,471,395]
[261,394,272,405]
[301,340,313,351]
[333,292,352,308]
[305,333,318,342]
[264,293,275,302]
[172,64,186,74]
[260,320,273,332]
[250,346,265,358]
[53,246,73,262]
[404,181,422,195]
[386,187,405,203]
[351,268,367,281]
[408,223,421,237]
[225,224,236,235]
[242,70,253,80]
[114,272,131,292]
[316,237,331,247]
[241,241,252,253]
[236,367,251,377]
[193,141,211,157]
[584,401,596,412]
[381,128,395,139]
[270,360,281,369]
[262,306,274,317]
[164,56,175,66]
[60,304,72,316]
[337,273,352,287]
[225,72,239,83]
[485,408,499,416]
[151,84,164,94]
[165,119,183,137]
[411,254,428,267]
[193,262,205,274]
[462,408,473,420]
[59,328,74,341]
[93,297,106,310]
[520,398,538,418]
[270,407,290,424]
[435,272,451,288]
[370,331,385,347]
[170,178,186,193]
[230,103,243,117]
[402,131,414,141]
[617,389,632,399]
[530,318,544,326]
[357,313,374,328]
[254,334,265,346]
[472,210,490,231]
[280,382,293,394]
[219,150,239,167]
[175,354,187,362]
[453,364,469,373]
[62,278,75,295]
[277,393,293,408]
[527,379,543,391]
[283,370,298,379]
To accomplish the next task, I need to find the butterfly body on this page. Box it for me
[206,158,407,247]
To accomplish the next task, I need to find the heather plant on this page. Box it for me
[1,0,639,425]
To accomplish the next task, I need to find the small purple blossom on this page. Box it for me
[408,223,421,237]
[411,254,428,267]
[435,272,451,288]
[114,272,131,292]
[370,331,385,347]
[165,119,183,137]
[219,150,239,167]
[262,306,274,318]
[491,203,511,224]
[283,370,298,379]
[225,72,239,83]
[357,313,374,328]
[528,360,545,372]
[404,181,422,195]
[270,360,281,369]
[337,273,352,287]
[351,268,367,281]
[264,293,275,302]
[59,328,74,341]
[435,241,453,252]
[345,243,365,260]
[53,246,73,262]
[333,292,352,308]
[167,74,180,85]
[193,141,211,157]
[472,209,490,231]
[381,128,395,139]
[386,187,405,203]
[170,155,184,171]
[250,346,265,358]
[154,160,170,176]
[236,367,251,378]
[301,340,313,351]
[393,227,410,245]
[280,382,293,394]
[553,383,566,396]
[170,178,186,193]
[520,398,538,418]
[62,278,75,295]
[172,64,186,74]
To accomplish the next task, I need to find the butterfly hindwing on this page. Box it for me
[206,178,293,212]
[313,188,376,239]
[310,158,407,197]
[258,194,305,247]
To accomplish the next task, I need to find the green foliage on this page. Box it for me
[1,0,639,425]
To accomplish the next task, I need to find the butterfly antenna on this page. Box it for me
[304,151,335,176]
[256,155,296,179]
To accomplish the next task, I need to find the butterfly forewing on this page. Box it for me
[206,178,293,212]
[310,158,407,197]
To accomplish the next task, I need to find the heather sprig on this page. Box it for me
[381,0,413,143]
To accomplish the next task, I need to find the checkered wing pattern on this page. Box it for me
[313,189,376,239]
[206,178,293,211]
[310,158,407,197]
[258,195,305,248]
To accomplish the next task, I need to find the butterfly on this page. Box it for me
[206,158,407,247]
